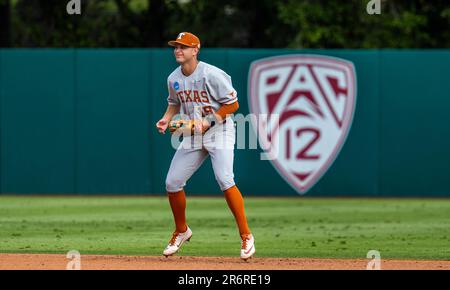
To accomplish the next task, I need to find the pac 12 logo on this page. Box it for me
[248,55,357,194]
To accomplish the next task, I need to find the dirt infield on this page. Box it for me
[1,254,450,270]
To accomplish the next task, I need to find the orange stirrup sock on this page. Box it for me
[167,189,188,233]
[223,185,251,236]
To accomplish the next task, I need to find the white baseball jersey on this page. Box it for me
[165,61,237,193]
[167,61,238,120]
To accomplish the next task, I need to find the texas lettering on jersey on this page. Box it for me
[249,55,357,194]
[176,89,213,115]
[176,90,210,104]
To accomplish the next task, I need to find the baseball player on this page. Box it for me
[155,32,255,260]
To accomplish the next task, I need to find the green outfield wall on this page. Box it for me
[0,49,449,196]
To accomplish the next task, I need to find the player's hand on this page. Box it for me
[200,118,211,134]
[156,118,169,134]
[201,113,221,134]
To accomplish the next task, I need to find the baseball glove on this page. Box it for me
[169,119,199,135]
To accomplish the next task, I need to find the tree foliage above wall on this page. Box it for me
[0,0,449,48]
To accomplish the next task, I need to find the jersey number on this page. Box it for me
[203,106,213,115]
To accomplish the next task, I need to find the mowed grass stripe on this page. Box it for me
[0,197,449,259]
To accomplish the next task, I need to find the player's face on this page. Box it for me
[174,44,198,64]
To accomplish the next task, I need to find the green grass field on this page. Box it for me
[0,196,449,260]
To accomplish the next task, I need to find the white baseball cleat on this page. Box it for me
[240,234,255,260]
[163,226,192,257]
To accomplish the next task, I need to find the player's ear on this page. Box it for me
[193,47,199,57]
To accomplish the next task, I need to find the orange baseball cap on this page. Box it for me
[168,32,201,49]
